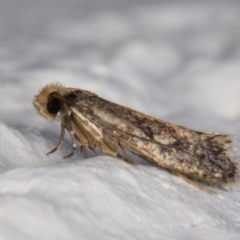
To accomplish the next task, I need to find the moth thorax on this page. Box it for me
[47,92,62,114]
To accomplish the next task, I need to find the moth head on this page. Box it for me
[33,82,66,121]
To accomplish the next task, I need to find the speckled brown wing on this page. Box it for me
[63,89,238,187]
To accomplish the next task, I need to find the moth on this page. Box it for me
[33,82,238,194]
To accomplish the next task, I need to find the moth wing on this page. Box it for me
[69,106,119,157]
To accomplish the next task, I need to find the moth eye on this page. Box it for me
[47,94,61,114]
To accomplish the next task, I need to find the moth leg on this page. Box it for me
[80,145,88,159]
[88,146,96,154]
[172,171,217,194]
[80,145,97,159]
[117,142,138,166]
[74,134,89,159]
[47,124,65,155]
[116,153,137,165]
[62,117,78,159]
[63,130,77,159]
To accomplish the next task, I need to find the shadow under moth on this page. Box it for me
[33,82,238,194]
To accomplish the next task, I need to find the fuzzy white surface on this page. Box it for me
[0,1,240,239]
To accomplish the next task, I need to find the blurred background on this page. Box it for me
[1,0,240,132]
